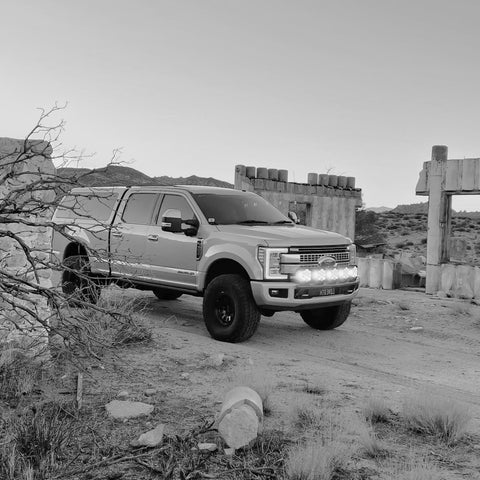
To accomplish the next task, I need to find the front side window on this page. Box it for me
[156,194,196,223]
[122,193,158,225]
[192,192,292,225]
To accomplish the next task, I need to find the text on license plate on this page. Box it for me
[318,287,335,296]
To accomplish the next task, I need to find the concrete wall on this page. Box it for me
[234,165,362,239]
[0,137,54,355]
[358,258,402,290]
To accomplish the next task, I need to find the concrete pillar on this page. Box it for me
[257,167,268,179]
[246,166,256,179]
[234,165,246,189]
[426,145,450,294]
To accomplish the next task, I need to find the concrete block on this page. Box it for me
[246,166,256,178]
[265,180,276,190]
[307,173,318,185]
[328,175,338,187]
[254,178,265,189]
[337,176,347,188]
[257,167,268,179]
[346,177,356,189]
[318,174,329,186]
[268,168,279,181]
[278,169,288,182]
[235,165,246,176]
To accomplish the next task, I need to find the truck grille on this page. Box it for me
[300,252,350,264]
[289,245,350,265]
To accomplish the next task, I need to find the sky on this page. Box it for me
[2,0,480,210]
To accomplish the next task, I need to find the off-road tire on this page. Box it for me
[62,255,100,305]
[152,288,183,301]
[203,274,260,343]
[300,302,351,330]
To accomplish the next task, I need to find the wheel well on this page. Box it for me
[204,259,250,290]
[63,242,88,260]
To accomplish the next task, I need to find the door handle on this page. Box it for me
[111,231,123,237]
[148,234,159,242]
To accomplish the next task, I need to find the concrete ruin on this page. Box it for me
[416,145,480,298]
[0,137,54,355]
[234,165,362,239]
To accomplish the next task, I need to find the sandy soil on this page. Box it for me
[79,286,480,478]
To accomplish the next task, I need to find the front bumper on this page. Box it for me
[250,279,360,311]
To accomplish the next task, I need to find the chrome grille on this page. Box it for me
[300,252,350,264]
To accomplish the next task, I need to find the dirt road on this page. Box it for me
[118,287,480,432]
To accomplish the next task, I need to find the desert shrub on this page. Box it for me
[289,398,325,431]
[362,397,390,424]
[358,427,388,458]
[395,242,406,249]
[0,401,76,479]
[420,238,427,244]
[405,241,414,246]
[401,392,471,444]
[0,347,42,405]
[286,440,349,480]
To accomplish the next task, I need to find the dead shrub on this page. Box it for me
[401,392,471,444]
[289,397,325,431]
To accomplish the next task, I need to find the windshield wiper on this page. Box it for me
[235,220,269,225]
[271,220,294,225]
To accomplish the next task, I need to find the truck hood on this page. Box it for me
[216,225,350,247]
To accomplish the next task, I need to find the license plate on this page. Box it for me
[318,287,335,296]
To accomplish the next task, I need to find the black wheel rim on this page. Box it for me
[214,292,235,326]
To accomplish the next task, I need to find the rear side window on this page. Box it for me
[56,192,117,221]
[122,193,158,225]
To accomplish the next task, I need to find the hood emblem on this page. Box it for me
[318,256,337,268]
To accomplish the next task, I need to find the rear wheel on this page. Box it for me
[152,288,183,300]
[203,274,260,342]
[62,255,100,305]
[300,302,351,330]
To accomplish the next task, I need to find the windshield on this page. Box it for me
[192,192,293,225]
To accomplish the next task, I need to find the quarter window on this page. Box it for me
[122,193,158,224]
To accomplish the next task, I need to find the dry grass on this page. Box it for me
[286,439,350,480]
[0,400,76,480]
[288,396,326,431]
[401,392,471,444]
[51,290,152,361]
[357,426,389,458]
[362,396,391,424]
[0,346,43,406]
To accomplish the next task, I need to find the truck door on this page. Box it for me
[110,192,160,278]
[144,193,199,289]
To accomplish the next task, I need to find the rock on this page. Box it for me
[180,373,190,379]
[144,388,157,397]
[198,442,217,452]
[117,390,129,400]
[224,447,235,456]
[105,400,154,420]
[410,326,424,332]
[208,353,225,367]
[131,423,165,447]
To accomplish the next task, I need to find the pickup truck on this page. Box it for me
[51,185,359,342]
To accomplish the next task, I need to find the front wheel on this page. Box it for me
[61,255,101,305]
[300,302,351,330]
[203,274,260,343]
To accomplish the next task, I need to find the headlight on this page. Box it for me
[257,247,288,280]
[348,244,357,266]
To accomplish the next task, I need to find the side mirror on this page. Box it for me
[183,218,199,237]
[288,211,299,224]
[161,209,182,233]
